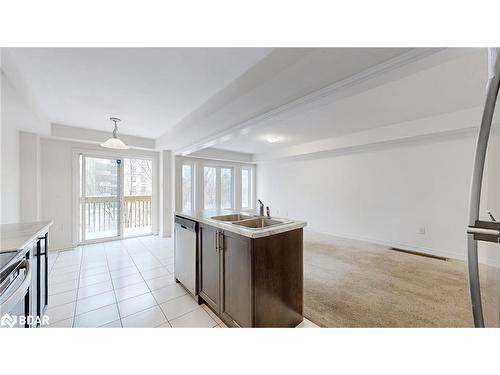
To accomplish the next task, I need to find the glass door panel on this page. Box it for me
[123,158,153,237]
[81,156,121,241]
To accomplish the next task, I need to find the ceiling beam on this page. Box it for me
[253,107,482,163]
[174,48,447,156]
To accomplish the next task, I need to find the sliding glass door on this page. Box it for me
[81,156,121,242]
[123,158,153,237]
[80,155,153,243]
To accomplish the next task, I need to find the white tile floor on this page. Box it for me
[45,236,318,328]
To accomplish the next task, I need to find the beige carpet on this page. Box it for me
[303,234,500,327]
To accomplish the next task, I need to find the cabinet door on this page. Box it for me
[28,241,38,323]
[199,224,220,311]
[220,231,253,327]
[39,236,48,314]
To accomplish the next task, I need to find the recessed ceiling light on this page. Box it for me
[266,136,281,143]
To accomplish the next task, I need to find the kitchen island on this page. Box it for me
[174,210,306,328]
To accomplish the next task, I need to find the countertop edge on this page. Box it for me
[174,212,306,239]
[0,221,53,253]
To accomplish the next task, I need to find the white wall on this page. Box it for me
[20,131,42,222]
[40,138,160,250]
[257,130,500,265]
[0,74,21,223]
[159,150,173,238]
[1,71,49,224]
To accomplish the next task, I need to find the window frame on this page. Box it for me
[176,156,254,213]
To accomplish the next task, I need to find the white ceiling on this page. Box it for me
[5,47,487,155]
[5,48,272,138]
[158,48,412,150]
[214,48,487,154]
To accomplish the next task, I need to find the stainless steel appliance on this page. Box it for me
[174,216,198,296]
[0,251,31,328]
[466,48,500,327]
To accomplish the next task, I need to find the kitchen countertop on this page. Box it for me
[0,221,53,253]
[174,210,306,238]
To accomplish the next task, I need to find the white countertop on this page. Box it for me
[0,221,53,253]
[174,210,306,238]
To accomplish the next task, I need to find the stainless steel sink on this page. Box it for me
[232,218,286,229]
[210,214,254,222]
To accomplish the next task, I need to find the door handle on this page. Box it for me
[0,260,31,316]
[219,232,224,252]
[466,47,500,328]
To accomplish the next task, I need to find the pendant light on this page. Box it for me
[101,117,129,149]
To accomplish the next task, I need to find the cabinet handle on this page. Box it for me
[215,231,219,252]
[219,232,224,252]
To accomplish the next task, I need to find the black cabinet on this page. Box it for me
[28,234,49,326]
[198,224,220,311]
[37,234,48,316]
[220,230,252,327]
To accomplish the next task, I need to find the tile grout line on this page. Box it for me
[71,246,83,328]
[47,250,60,275]
[72,243,109,327]
[124,236,171,327]
[104,241,123,328]
[138,237,214,328]
[48,236,200,328]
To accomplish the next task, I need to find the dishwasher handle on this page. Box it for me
[0,260,31,316]
[174,216,198,232]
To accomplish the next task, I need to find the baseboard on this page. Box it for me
[304,228,500,268]
[304,229,465,262]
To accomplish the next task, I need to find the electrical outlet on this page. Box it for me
[418,227,426,235]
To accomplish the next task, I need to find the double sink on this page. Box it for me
[209,213,289,229]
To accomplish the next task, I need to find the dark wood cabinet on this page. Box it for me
[220,230,253,327]
[197,220,303,328]
[198,224,220,311]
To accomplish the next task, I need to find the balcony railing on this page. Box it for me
[123,195,152,229]
[83,195,152,238]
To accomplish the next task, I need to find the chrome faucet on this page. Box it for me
[258,199,264,216]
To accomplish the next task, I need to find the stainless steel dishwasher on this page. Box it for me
[174,216,198,296]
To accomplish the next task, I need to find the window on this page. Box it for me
[182,159,252,212]
[204,166,217,209]
[124,159,153,196]
[182,164,193,211]
[241,167,252,209]
[220,168,233,209]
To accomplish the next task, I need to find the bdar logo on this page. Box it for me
[1,313,17,328]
